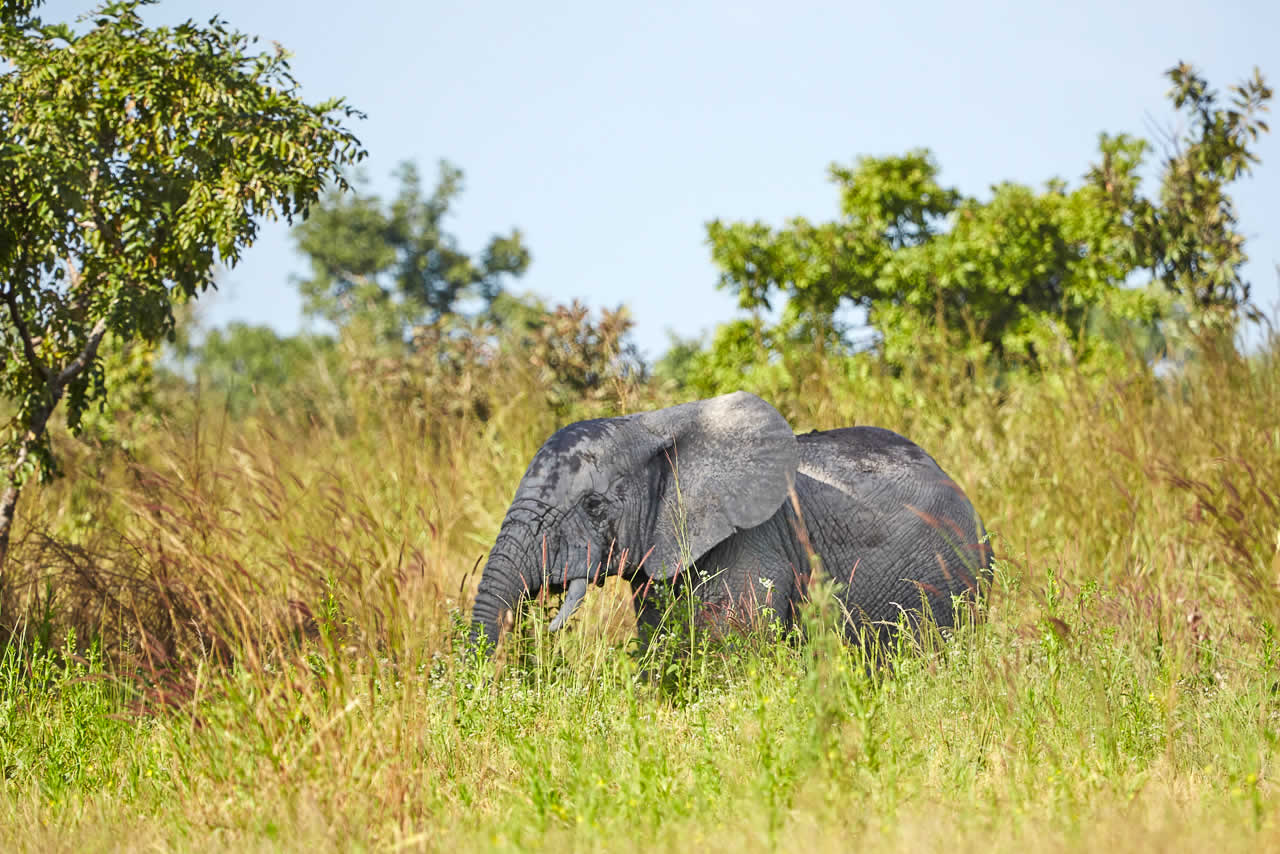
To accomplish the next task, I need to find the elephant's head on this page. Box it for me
[469,391,799,648]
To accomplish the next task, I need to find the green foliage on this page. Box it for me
[697,65,1269,380]
[708,150,959,320]
[188,323,337,417]
[0,0,365,560]
[292,160,531,336]
[1136,63,1273,325]
[74,330,160,446]
[515,298,646,413]
[0,1,41,26]
[0,634,152,810]
[656,314,845,400]
[342,294,645,428]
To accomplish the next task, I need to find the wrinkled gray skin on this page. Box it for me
[470,391,991,651]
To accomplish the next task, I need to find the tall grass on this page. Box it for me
[1,321,1278,851]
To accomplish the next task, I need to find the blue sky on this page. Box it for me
[44,0,1280,359]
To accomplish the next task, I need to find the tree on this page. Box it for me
[706,145,1152,367]
[698,64,1269,373]
[1137,63,1272,327]
[0,0,366,567]
[292,160,531,337]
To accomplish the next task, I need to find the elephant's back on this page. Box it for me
[795,426,964,521]
[797,425,946,482]
[794,426,990,633]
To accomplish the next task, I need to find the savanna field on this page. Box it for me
[3,323,1279,853]
[3,5,1279,850]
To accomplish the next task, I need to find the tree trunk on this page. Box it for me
[0,405,53,570]
[0,412,49,641]
[0,306,106,636]
[0,480,22,572]
[0,317,107,571]
[0,478,18,640]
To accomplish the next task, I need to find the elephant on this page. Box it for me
[469,391,991,654]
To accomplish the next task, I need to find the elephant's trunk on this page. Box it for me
[468,542,538,652]
[468,510,609,650]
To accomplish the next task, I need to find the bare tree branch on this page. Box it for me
[2,288,49,383]
[64,254,83,292]
[54,315,108,389]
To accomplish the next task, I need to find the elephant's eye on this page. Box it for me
[582,493,607,519]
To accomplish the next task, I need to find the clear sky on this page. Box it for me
[42,0,1280,359]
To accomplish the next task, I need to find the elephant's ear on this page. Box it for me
[633,391,798,580]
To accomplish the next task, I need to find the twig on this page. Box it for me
[55,316,109,388]
[2,289,49,382]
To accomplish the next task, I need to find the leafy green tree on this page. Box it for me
[292,161,531,337]
[1136,63,1272,326]
[0,0,365,565]
[706,146,1148,366]
[707,150,959,323]
[698,63,1269,373]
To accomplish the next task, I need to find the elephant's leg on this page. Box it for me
[688,524,807,637]
[628,573,699,686]
[738,562,803,637]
